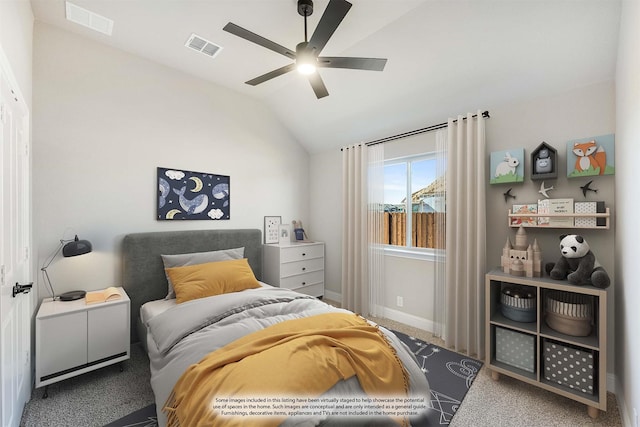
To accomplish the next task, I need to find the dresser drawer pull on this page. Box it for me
[302,282,306,285]
[302,267,306,271]
[302,253,306,256]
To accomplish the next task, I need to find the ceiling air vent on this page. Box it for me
[185,34,222,59]
[65,2,114,36]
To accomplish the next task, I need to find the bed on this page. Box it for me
[122,229,431,426]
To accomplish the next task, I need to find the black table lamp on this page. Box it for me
[41,235,92,301]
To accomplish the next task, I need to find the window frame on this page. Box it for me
[383,152,444,261]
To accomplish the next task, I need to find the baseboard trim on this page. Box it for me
[375,305,435,333]
[615,374,633,427]
[323,289,341,303]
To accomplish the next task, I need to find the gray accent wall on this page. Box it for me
[309,79,616,375]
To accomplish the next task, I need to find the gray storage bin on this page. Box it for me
[543,339,595,395]
[495,326,535,373]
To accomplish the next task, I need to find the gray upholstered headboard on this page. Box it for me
[122,229,262,343]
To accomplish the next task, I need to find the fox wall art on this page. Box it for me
[566,134,615,178]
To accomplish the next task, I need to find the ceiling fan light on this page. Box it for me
[297,62,316,75]
[296,42,317,75]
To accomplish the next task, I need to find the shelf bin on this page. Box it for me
[543,338,596,396]
[495,326,536,373]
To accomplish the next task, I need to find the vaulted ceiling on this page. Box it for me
[30,0,622,153]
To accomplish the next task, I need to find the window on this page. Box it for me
[383,153,445,249]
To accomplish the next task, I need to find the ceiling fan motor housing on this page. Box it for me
[298,0,314,17]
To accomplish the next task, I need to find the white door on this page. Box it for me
[0,52,33,427]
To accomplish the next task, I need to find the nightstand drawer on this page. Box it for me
[280,258,324,277]
[280,270,324,290]
[280,244,323,263]
[263,242,325,298]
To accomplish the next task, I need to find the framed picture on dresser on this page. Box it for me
[264,216,282,244]
[278,224,291,245]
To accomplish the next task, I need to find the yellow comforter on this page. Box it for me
[164,312,409,427]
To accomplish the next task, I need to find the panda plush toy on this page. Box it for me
[547,234,610,288]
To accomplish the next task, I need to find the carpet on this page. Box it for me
[105,331,481,427]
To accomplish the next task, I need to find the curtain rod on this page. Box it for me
[363,110,490,148]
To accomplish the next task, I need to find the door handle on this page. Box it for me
[12,282,33,298]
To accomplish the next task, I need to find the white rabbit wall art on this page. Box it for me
[490,149,525,184]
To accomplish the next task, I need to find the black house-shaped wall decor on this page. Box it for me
[530,142,558,181]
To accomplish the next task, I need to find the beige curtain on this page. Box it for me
[440,111,487,357]
[341,143,384,316]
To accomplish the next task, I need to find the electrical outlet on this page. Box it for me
[396,296,404,307]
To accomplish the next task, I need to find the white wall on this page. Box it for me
[0,0,33,108]
[32,23,310,298]
[614,0,640,425]
[308,148,342,298]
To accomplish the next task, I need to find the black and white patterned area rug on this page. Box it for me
[105,331,481,427]
[392,330,483,426]
[104,404,157,427]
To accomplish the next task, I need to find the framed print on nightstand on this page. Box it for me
[264,216,282,244]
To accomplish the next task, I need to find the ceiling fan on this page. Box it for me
[223,0,387,99]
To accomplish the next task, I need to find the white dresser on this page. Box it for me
[35,287,130,397]
[263,242,325,298]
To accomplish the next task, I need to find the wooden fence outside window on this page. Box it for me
[382,212,445,248]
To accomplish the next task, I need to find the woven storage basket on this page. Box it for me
[500,285,536,323]
[545,290,593,336]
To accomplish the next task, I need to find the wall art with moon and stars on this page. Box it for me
[157,167,230,220]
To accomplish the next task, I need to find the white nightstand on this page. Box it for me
[35,287,130,397]
[263,242,325,297]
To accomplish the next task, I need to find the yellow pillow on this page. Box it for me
[166,258,260,304]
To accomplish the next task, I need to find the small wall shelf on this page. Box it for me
[508,208,610,229]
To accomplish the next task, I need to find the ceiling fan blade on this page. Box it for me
[318,56,387,71]
[308,0,352,55]
[246,63,297,86]
[307,73,329,99]
[223,22,296,59]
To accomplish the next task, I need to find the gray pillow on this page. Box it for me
[161,247,244,299]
